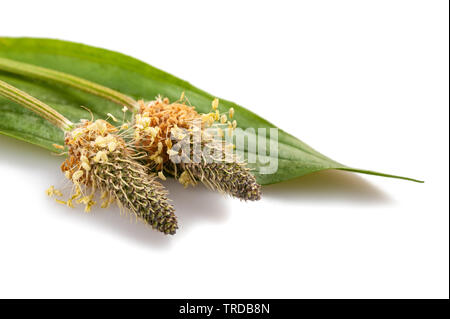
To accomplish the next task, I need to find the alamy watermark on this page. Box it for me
[168,119,278,174]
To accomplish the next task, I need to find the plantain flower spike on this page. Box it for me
[133,95,261,201]
[60,119,178,234]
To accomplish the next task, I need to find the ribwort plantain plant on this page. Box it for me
[0,39,424,237]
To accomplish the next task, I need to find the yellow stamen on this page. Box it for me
[67,199,74,208]
[158,171,166,181]
[108,140,117,152]
[94,150,108,163]
[46,186,55,197]
[212,98,219,110]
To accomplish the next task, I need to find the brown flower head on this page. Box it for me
[57,119,178,235]
[134,96,261,201]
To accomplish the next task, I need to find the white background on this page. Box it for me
[0,1,448,299]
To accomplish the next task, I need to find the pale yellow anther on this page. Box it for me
[201,114,215,126]
[229,108,235,118]
[120,123,129,130]
[122,106,128,113]
[46,186,55,197]
[212,98,219,110]
[95,135,116,150]
[55,199,67,205]
[66,199,74,208]
[70,187,81,201]
[158,171,166,181]
[72,170,84,182]
[79,195,94,206]
[232,120,237,129]
[135,113,151,130]
[65,171,71,180]
[85,201,95,213]
[80,155,91,171]
[94,136,107,147]
[94,151,108,163]
[108,140,117,152]
[220,114,227,124]
[101,200,110,208]
[88,120,108,135]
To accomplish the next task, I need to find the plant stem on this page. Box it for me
[0,79,73,131]
[0,57,138,111]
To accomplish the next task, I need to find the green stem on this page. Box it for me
[0,57,138,111]
[0,79,73,131]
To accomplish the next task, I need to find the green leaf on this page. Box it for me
[0,37,422,184]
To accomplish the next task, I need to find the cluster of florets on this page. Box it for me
[48,119,178,234]
[133,95,261,201]
[60,119,122,210]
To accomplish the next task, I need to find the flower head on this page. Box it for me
[58,119,178,234]
[133,96,261,201]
